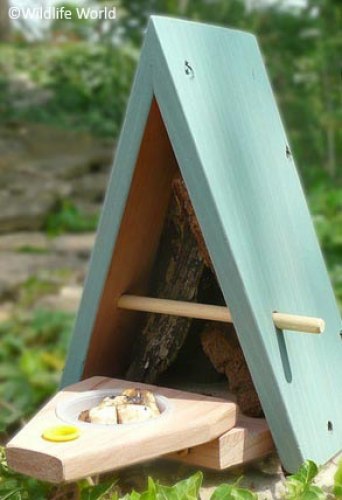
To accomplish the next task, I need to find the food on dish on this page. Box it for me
[78,388,160,424]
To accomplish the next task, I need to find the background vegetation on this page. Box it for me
[0,0,340,306]
[0,0,341,497]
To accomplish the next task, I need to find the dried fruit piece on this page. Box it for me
[89,404,118,424]
[78,409,90,423]
[121,389,160,417]
[117,403,155,424]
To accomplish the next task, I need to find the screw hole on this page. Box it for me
[327,421,333,432]
[184,60,194,78]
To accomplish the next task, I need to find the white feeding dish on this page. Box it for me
[56,389,170,428]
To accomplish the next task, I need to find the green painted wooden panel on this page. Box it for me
[150,17,341,471]
[62,16,341,472]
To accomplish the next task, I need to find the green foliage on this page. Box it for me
[0,310,73,434]
[309,187,342,308]
[80,479,118,499]
[210,478,257,499]
[46,43,137,136]
[17,246,49,255]
[0,1,340,498]
[17,276,59,308]
[1,454,340,499]
[283,460,325,499]
[117,472,203,499]
[0,42,137,136]
[50,2,95,41]
[1,0,341,179]
[333,460,342,499]
[310,188,342,251]
[0,467,203,500]
[0,447,52,500]
[45,199,99,235]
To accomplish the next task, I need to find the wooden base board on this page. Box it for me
[168,415,274,470]
[6,377,237,483]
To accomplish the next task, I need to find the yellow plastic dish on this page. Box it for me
[42,425,80,442]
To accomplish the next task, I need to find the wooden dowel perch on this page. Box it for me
[118,295,325,334]
[271,312,324,334]
[119,295,233,323]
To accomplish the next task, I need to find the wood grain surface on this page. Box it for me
[168,415,274,470]
[6,377,237,482]
[118,295,325,333]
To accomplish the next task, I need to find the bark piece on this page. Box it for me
[126,176,205,382]
[201,323,263,417]
[173,177,212,270]
[126,174,262,418]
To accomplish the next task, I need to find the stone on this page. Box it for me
[0,251,85,300]
[0,232,49,252]
[0,184,58,233]
[71,172,109,203]
[201,323,263,417]
[0,302,14,323]
[0,232,94,303]
[314,452,342,495]
[37,285,83,313]
[8,73,53,109]
[0,123,113,233]
[0,232,95,258]
[51,233,95,258]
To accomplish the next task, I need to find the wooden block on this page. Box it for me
[168,416,274,470]
[6,377,237,483]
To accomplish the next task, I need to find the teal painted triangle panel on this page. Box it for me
[62,16,341,472]
[150,16,341,470]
